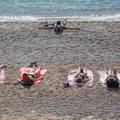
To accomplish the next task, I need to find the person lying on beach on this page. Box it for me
[42,20,80,31]
[54,20,66,33]
[0,64,7,83]
[43,20,66,32]
[17,62,47,88]
[105,68,120,88]
[44,20,55,29]
[64,65,93,88]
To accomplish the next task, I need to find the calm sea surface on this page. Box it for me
[0,0,120,21]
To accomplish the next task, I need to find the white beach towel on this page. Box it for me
[97,70,120,87]
[68,69,78,87]
[0,69,5,83]
[84,70,94,87]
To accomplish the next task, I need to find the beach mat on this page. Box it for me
[19,67,47,85]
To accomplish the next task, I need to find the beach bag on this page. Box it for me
[106,76,119,88]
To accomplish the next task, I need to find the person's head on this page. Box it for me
[0,64,7,69]
[109,77,115,81]
[57,21,61,25]
[76,78,83,83]
[80,69,84,73]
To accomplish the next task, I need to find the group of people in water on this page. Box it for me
[0,63,120,89]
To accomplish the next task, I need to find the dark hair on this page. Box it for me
[29,62,38,67]
[80,69,84,73]
[76,78,82,83]
[57,21,61,25]
[106,76,119,88]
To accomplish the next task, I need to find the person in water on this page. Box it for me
[105,68,119,88]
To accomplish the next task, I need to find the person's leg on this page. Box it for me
[76,65,81,74]
[113,68,117,76]
[107,69,113,76]
[83,65,87,77]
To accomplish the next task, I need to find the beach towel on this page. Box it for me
[97,70,120,87]
[0,69,5,83]
[19,67,47,85]
[68,74,77,87]
[84,70,94,87]
[67,69,94,87]
[20,67,31,74]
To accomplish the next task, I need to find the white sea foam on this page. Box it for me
[0,14,120,22]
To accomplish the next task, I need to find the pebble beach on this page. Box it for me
[0,21,120,120]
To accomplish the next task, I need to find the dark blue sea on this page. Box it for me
[0,0,120,21]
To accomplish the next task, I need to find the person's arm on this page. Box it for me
[74,66,81,78]
[107,69,113,76]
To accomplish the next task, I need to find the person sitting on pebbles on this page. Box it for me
[64,64,93,88]
[54,20,66,33]
[44,20,55,29]
[105,68,120,89]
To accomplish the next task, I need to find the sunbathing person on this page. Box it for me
[64,65,93,88]
[54,20,65,33]
[17,62,47,88]
[105,68,119,88]
[44,20,55,29]
[43,20,66,32]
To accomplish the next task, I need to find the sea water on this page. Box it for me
[0,0,120,21]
